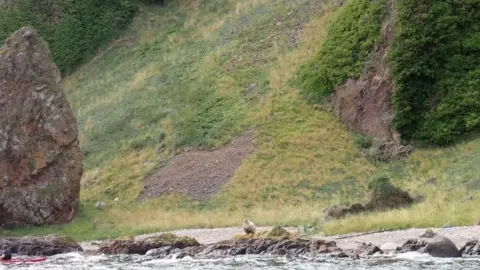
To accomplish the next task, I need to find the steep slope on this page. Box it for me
[3,0,480,240]
[59,0,375,237]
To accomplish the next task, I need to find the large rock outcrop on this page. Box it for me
[0,27,82,226]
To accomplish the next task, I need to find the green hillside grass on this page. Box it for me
[4,0,480,241]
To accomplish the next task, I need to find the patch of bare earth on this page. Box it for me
[139,131,254,200]
[331,2,397,140]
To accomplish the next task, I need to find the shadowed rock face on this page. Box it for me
[0,27,82,226]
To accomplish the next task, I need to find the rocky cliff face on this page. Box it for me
[0,27,83,226]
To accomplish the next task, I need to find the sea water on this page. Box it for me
[2,252,480,270]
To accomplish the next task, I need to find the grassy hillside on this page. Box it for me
[4,0,480,240]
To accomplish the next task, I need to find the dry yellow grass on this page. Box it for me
[106,200,321,234]
[80,148,157,201]
[235,0,271,14]
[219,3,373,206]
[69,0,375,235]
[323,189,479,235]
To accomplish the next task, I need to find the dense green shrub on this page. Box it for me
[354,132,373,149]
[390,0,480,144]
[367,176,397,197]
[0,0,137,73]
[0,0,44,42]
[298,0,387,102]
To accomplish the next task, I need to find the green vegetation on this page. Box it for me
[326,135,480,234]
[2,0,480,241]
[299,0,480,145]
[0,0,136,73]
[354,132,373,150]
[298,0,387,102]
[367,176,396,196]
[67,0,341,203]
[390,0,480,144]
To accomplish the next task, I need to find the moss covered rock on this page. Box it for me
[98,233,200,255]
[0,234,83,256]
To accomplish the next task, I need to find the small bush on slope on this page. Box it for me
[298,0,387,102]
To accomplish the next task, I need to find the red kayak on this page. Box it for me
[1,258,47,263]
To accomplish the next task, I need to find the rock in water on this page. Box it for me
[460,239,480,255]
[0,234,83,256]
[352,242,383,257]
[397,229,462,258]
[98,234,200,255]
[380,242,398,253]
[0,27,83,226]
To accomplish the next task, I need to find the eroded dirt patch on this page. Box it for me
[331,1,397,140]
[139,131,254,200]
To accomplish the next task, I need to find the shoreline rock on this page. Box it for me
[98,233,200,255]
[86,226,480,259]
[150,237,346,259]
[351,242,383,257]
[460,240,480,256]
[98,228,346,259]
[396,229,462,258]
[0,234,83,256]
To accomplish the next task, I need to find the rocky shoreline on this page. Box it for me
[6,226,480,259]
[91,226,472,259]
[0,234,83,256]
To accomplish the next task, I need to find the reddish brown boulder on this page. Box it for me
[0,27,82,226]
